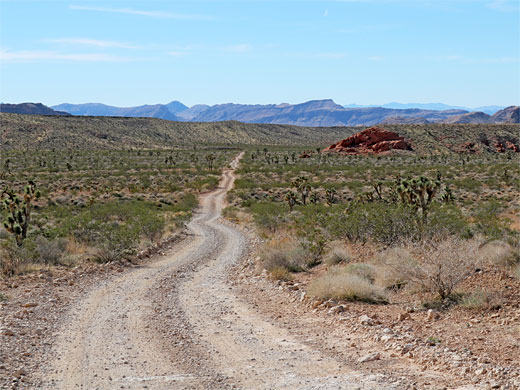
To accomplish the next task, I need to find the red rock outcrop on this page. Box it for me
[494,141,520,153]
[323,126,412,155]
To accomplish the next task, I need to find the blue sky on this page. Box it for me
[0,0,518,108]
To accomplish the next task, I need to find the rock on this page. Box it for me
[358,352,381,363]
[359,314,374,326]
[398,312,411,321]
[311,300,322,309]
[21,303,37,308]
[1,329,15,336]
[427,309,440,321]
[475,367,488,376]
[323,127,412,155]
[13,369,27,378]
[328,305,346,315]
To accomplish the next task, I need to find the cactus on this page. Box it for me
[1,181,41,247]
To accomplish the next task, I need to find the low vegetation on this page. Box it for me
[0,148,234,276]
[227,142,519,310]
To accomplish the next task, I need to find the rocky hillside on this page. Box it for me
[0,113,351,150]
[1,113,518,153]
[0,103,70,116]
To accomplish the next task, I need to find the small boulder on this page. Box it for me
[358,352,381,363]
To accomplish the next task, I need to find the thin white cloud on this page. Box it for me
[69,5,213,20]
[0,49,135,63]
[368,56,384,61]
[324,9,329,16]
[222,44,251,53]
[44,38,141,49]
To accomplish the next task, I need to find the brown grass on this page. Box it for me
[308,266,387,303]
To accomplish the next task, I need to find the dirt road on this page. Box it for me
[37,153,399,389]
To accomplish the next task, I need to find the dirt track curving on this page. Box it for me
[36,153,399,389]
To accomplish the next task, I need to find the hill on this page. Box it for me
[0,113,350,150]
[51,100,519,127]
[492,106,520,124]
[0,103,70,116]
[0,113,518,154]
[52,102,180,121]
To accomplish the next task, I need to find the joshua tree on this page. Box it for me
[283,155,289,164]
[440,185,455,203]
[396,174,441,225]
[284,190,298,211]
[2,181,41,247]
[205,154,216,170]
[292,176,311,205]
[373,181,383,200]
[310,190,319,204]
[325,188,337,205]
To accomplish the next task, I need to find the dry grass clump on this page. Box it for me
[260,243,307,273]
[308,266,387,303]
[269,266,293,281]
[378,238,485,299]
[513,264,520,280]
[324,242,351,266]
[372,247,412,291]
[479,240,518,268]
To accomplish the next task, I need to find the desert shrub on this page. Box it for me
[344,263,377,283]
[372,247,412,290]
[478,240,518,268]
[35,236,67,265]
[472,200,509,239]
[380,238,484,299]
[222,206,239,220]
[0,240,36,276]
[324,246,351,266]
[250,202,286,232]
[308,266,387,303]
[297,227,326,268]
[460,290,501,311]
[513,264,520,280]
[269,266,293,281]
[325,202,468,245]
[260,245,306,273]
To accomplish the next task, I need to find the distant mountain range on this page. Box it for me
[0,103,71,116]
[1,100,518,126]
[343,103,505,115]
